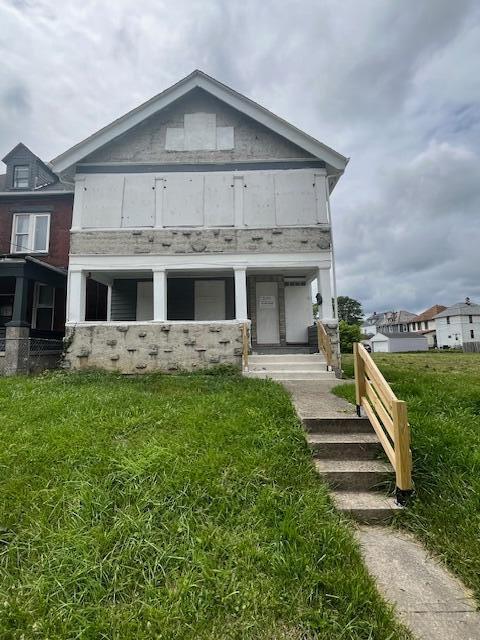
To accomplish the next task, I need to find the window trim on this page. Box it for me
[10,212,51,254]
[32,282,55,331]
[13,164,30,189]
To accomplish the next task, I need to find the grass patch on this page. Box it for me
[0,370,408,639]
[334,352,480,601]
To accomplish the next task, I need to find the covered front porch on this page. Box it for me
[68,265,335,350]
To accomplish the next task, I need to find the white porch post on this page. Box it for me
[318,267,334,322]
[106,284,112,321]
[153,268,167,321]
[67,269,86,323]
[234,267,248,320]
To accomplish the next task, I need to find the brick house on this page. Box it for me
[0,144,73,374]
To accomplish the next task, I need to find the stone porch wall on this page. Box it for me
[70,226,331,256]
[63,321,247,374]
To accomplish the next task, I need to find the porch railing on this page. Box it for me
[353,342,413,503]
[316,321,333,370]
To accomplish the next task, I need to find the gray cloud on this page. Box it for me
[0,0,478,314]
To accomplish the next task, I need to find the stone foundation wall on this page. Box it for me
[70,226,331,256]
[63,321,247,374]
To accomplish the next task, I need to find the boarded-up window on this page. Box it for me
[204,174,234,227]
[82,175,124,228]
[243,173,275,226]
[122,175,155,227]
[162,174,204,226]
[275,171,317,226]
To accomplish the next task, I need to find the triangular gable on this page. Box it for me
[51,70,348,176]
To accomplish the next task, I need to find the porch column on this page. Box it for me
[234,267,248,320]
[67,270,86,323]
[318,268,334,321]
[8,276,29,327]
[153,268,167,321]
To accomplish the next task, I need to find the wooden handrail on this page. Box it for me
[353,342,413,502]
[316,321,333,370]
[242,322,249,372]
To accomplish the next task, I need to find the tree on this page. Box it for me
[337,296,363,325]
[339,320,362,354]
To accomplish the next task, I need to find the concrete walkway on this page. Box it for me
[357,527,480,640]
[282,379,355,419]
[283,379,480,640]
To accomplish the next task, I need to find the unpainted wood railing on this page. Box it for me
[353,342,413,503]
[317,321,333,370]
[242,322,250,372]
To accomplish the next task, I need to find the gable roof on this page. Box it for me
[412,305,447,322]
[435,301,480,318]
[51,70,349,178]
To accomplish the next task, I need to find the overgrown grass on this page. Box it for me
[0,370,408,639]
[334,352,480,601]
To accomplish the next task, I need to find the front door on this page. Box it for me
[285,280,311,343]
[256,282,280,344]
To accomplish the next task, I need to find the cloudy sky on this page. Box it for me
[1,0,478,314]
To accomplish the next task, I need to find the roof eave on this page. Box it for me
[51,70,348,175]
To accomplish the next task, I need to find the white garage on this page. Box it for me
[370,332,429,353]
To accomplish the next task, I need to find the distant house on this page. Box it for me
[406,304,447,348]
[370,332,428,353]
[434,298,480,349]
[0,143,73,375]
[362,310,416,337]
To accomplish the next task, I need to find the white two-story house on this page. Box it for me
[52,71,347,373]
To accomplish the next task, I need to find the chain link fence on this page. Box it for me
[0,337,63,375]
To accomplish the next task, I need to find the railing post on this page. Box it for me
[353,343,366,417]
[316,321,322,355]
[392,399,413,504]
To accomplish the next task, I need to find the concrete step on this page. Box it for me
[248,362,327,373]
[332,491,402,523]
[303,417,373,434]
[315,459,393,491]
[307,433,383,460]
[253,346,314,355]
[249,354,326,364]
[245,370,336,381]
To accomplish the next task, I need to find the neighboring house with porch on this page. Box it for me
[0,144,73,374]
[434,298,480,349]
[51,70,347,374]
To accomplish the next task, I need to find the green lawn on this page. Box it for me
[0,370,408,640]
[334,352,480,602]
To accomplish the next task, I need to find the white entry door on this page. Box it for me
[195,280,226,320]
[256,282,280,344]
[136,281,153,320]
[285,280,311,343]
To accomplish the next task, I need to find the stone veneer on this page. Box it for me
[63,321,247,374]
[70,226,330,256]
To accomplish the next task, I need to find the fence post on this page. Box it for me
[353,343,366,417]
[392,399,413,504]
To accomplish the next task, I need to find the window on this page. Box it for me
[13,165,30,189]
[33,283,55,330]
[471,330,475,339]
[446,316,450,324]
[469,315,473,323]
[424,321,428,330]
[11,213,50,253]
